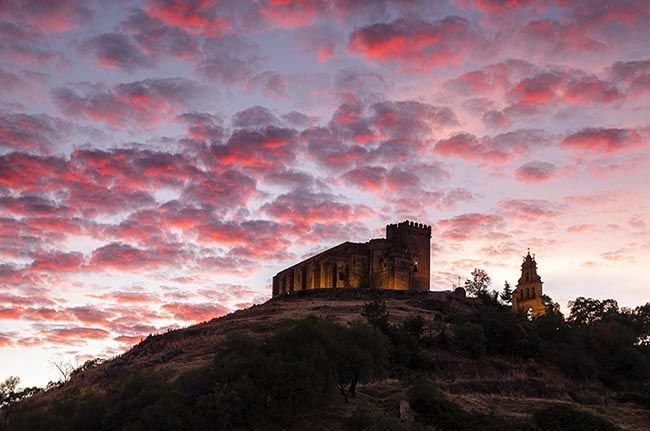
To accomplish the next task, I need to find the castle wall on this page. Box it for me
[272,221,431,296]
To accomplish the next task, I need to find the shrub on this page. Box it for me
[455,322,487,359]
[362,298,391,333]
[402,315,426,338]
[533,404,618,431]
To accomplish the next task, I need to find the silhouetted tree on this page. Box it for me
[1,376,41,428]
[633,303,650,343]
[568,297,619,326]
[500,281,513,304]
[362,298,390,333]
[464,268,491,297]
[542,294,561,315]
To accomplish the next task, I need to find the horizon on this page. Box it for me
[0,0,649,388]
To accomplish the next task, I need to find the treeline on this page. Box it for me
[2,292,648,430]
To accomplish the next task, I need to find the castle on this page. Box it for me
[512,250,546,317]
[272,220,431,296]
[272,221,547,318]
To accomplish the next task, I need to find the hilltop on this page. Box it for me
[2,289,649,430]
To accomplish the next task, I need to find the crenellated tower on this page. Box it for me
[384,221,432,291]
[512,250,546,317]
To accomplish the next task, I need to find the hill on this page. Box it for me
[2,289,649,430]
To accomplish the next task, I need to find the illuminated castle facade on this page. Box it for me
[272,221,431,296]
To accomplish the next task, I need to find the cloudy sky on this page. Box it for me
[1,0,649,386]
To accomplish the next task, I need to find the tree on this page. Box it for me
[464,268,491,297]
[0,376,41,428]
[361,298,390,333]
[49,357,76,383]
[568,297,619,326]
[500,281,513,304]
[542,294,561,315]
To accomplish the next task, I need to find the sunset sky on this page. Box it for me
[1,0,649,387]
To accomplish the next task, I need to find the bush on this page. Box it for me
[362,298,391,333]
[533,404,618,431]
[455,322,487,359]
[402,315,426,338]
[407,379,465,428]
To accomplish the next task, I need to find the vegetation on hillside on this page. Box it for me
[1,277,649,430]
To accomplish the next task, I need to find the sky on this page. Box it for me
[0,0,649,387]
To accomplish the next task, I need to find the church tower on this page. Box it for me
[512,250,546,318]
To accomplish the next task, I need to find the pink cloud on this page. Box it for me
[434,129,544,165]
[348,16,488,71]
[262,191,374,224]
[52,78,206,129]
[514,161,559,183]
[0,0,93,33]
[162,302,229,322]
[437,213,504,241]
[562,127,644,154]
[497,199,563,221]
[259,0,326,29]
[562,76,624,104]
[516,19,605,57]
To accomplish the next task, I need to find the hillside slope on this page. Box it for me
[5,289,650,430]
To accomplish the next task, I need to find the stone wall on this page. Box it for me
[272,221,431,296]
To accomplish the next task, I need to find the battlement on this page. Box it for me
[386,220,432,241]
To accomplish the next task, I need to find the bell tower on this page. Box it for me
[512,250,546,318]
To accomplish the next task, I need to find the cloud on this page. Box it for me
[514,161,559,183]
[0,113,71,154]
[52,78,206,129]
[194,219,292,258]
[178,112,224,142]
[209,126,297,173]
[231,106,280,128]
[258,0,326,28]
[496,199,563,221]
[562,76,624,104]
[0,195,70,217]
[516,19,605,57]
[281,111,318,128]
[295,23,343,63]
[180,170,257,210]
[468,0,537,14]
[87,242,184,272]
[44,327,110,345]
[197,35,265,84]
[348,16,488,71]
[121,8,201,60]
[608,59,650,82]
[434,129,545,164]
[341,166,421,192]
[143,0,231,37]
[0,21,54,66]
[562,127,644,154]
[369,101,458,138]
[335,68,389,103]
[30,252,83,273]
[437,213,504,241]
[0,0,93,32]
[80,33,155,72]
[0,153,70,193]
[162,302,229,322]
[262,190,374,224]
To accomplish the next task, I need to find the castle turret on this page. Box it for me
[384,220,431,291]
[512,250,546,317]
